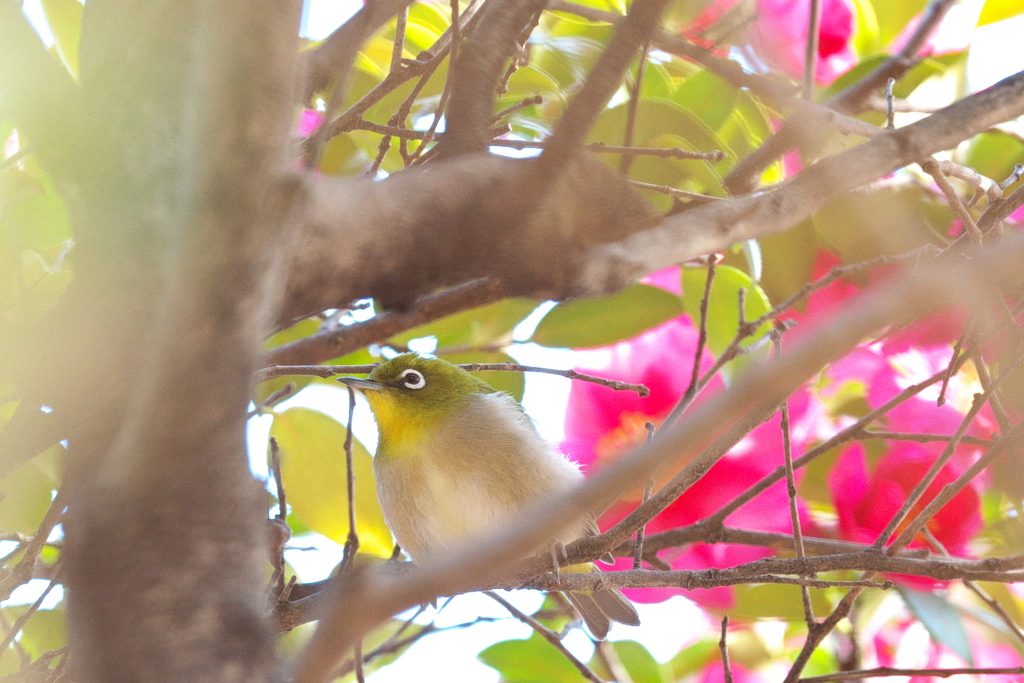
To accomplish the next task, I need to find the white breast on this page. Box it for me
[373,393,589,561]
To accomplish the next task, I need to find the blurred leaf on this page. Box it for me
[270,407,394,556]
[608,640,663,683]
[756,218,818,306]
[9,157,72,253]
[532,593,575,632]
[796,444,842,507]
[401,18,441,54]
[667,637,717,679]
[408,0,450,32]
[979,0,1024,25]
[898,586,974,666]
[639,62,674,100]
[730,583,834,621]
[813,187,941,262]
[849,0,881,53]
[40,0,82,77]
[868,0,926,47]
[392,298,539,348]
[0,444,61,535]
[438,350,526,402]
[673,70,738,132]
[530,284,682,348]
[681,265,772,378]
[321,133,370,177]
[589,99,732,195]
[478,633,589,683]
[963,131,1024,185]
[16,606,65,658]
[533,32,610,88]
[974,582,1024,628]
[0,168,44,210]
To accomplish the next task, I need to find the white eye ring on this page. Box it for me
[400,369,426,390]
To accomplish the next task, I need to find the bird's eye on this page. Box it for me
[400,369,426,390]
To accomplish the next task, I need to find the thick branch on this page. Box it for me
[578,69,1024,291]
[282,152,658,320]
[440,0,546,157]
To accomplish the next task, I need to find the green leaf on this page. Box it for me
[680,265,771,378]
[813,187,940,262]
[730,582,834,621]
[478,633,589,683]
[530,284,683,348]
[756,218,818,306]
[0,444,61,535]
[867,0,926,47]
[320,133,370,177]
[40,0,82,77]
[392,298,539,348]
[9,156,72,253]
[270,407,394,557]
[607,641,664,683]
[16,607,66,658]
[673,70,738,132]
[963,131,1024,184]
[585,96,733,200]
[437,351,526,403]
[667,638,717,680]
[898,586,974,666]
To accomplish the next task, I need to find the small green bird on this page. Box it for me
[338,353,640,638]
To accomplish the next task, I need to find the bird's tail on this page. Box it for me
[561,563,640,639]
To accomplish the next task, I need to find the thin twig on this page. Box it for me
[938,318,972,407]
[799,666,1024,682]
[633,424,656,570]
[0,574,58,653]
[484,591,605,683]
[802,0,820,100]
[775,335,814,628]
[491,95,544,123]
[248,382,297,418]
[884,77,896,129]
[489,138,726,159]
[260,363,650,396]
[627,180,721,202]
[341,386,360,572]
[719,616,734,683]
[664,257,716,429]
[872,391,990,551]
[922,527,1024,648]
[620,42,649,175]
[921,158,984,245]
[353,641,366,683]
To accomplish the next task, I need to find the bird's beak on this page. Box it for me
[337,376,386,392]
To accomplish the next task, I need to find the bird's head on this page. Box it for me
[338,354,494,449]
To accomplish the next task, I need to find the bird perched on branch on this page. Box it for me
[338,353,640,638]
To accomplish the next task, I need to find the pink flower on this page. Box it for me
[563,269,817,608]
[684,0,857,85]
[297,109,324,138]
[750,0,858,85]
[828,443,982,587]
[873,617,1024,683]
[698,662,771,683]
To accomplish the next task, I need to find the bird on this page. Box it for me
[338,353,640,638]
